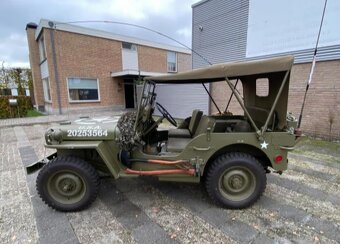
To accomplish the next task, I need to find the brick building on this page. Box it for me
[192,0,340,140]
[26,19,191,114]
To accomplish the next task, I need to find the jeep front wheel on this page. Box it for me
[36,156,100,212]
[205,152,266,209]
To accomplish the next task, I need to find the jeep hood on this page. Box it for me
[45,116,120,144]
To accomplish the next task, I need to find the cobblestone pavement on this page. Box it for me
[0,121,339,243]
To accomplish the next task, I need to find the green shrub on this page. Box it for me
[0,95,33,119]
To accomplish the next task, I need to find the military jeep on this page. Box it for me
[28,55,300,212]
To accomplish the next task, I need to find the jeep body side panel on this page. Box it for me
[132,132,295,176]
[203,132,295,171]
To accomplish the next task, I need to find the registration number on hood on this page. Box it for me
[67,126,108,137]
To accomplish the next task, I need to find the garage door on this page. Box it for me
[136,84,210,119]
[154,84,209,118]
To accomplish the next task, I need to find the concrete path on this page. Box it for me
[0,122,339,243]
[0,110,128,128]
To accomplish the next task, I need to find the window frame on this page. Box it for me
[42,77,51,102]
[38,36,47,63]
[167,51,177,73]
[67,77,101,103]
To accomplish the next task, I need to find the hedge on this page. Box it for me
[0,95,33,119]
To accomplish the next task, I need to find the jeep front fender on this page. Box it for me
[45,141,122,178]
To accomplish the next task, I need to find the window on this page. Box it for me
[167,51,177,72]
[122,42,137,51]
[38,36,46,62]
[0,88,11,95]
[11,89,18,96]
[42,78,51,101]
[68,78,99,102]
[256,78,269,97]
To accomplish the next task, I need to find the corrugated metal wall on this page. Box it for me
[192,0,249,68]
[192,0,340,68]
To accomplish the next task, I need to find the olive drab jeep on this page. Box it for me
[27,55,301,212]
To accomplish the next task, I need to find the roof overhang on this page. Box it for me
[111,70,166,78]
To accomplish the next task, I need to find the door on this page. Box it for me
[124,79,135,108]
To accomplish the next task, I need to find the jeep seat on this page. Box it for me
[167,116,215,153]
[168,109,203,138]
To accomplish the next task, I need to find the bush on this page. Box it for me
[0,95,33,119]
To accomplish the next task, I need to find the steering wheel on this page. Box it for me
[156,102,177,127]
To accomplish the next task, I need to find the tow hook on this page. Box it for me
[273,170,283,175]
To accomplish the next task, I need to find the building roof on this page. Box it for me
[34,19,191,54]
[146,55,294,83]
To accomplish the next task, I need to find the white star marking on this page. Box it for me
[260,141,268,149]
[74,117,119,125]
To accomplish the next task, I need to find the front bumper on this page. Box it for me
[26,152,57,175]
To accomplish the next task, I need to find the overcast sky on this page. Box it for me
[0,0,198,68]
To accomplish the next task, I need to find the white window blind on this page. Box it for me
[42,78,51,101]
[167,51,177,72]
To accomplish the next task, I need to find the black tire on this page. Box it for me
[36,156,100,212]
[205,152,266,209]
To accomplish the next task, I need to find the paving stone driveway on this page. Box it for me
[0,120,339,243]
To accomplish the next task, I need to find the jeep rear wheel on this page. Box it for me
[36,156,100,212]
[205,152,266,209]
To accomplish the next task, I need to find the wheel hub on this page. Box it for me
[222,169,250,193]
[54,173,83,197]
[219,167,256,201]
[230,175,243,189]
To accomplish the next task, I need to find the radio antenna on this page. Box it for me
[297,0,328,128]
[62,20,212,66]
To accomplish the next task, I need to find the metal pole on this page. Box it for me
[202,83,221,114]
[298,0,328,128]
[225,77,259,134]
[224,79,239,113]
[261,71,290,135]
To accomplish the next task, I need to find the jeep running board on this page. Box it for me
[124,168,195,176]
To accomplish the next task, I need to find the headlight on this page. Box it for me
[45,128,62,145]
